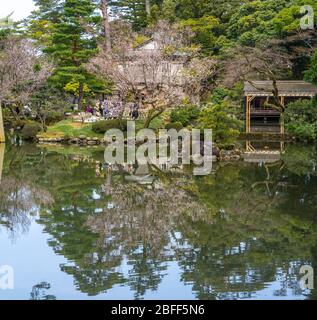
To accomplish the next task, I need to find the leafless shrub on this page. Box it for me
[0,37,53,114]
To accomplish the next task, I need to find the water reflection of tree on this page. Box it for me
[37,157,117,296]
[36,155,210,298]
[0,145,53,239]
[30,282,56,300]
[85,169,209,299]
[174,145,317,299]
[3,144,317,299]
[41,146,317,299]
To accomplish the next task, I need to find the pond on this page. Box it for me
[1,142,317,300]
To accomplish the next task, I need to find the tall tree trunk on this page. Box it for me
[145,0,151,16]
[0,143,4,182]
[78,83,84,110]
[100,0,111,53]
[0,101,5,143]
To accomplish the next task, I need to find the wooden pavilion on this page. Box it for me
[244,81,317,133]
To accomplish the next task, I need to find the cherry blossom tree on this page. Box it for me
[0,37,53,120]
[87,21,217,127]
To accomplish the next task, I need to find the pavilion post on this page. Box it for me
[246,96,251,133]
[246,96,254,133]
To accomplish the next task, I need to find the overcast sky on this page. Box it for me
[0,0,36,21]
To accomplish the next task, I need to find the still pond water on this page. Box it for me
[1,142,317,300]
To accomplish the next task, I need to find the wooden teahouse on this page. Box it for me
[244,81,317,133]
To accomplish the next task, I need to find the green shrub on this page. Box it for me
[45,111,65,126]
[170,105,200,127]
[198,102,241,148]
[148,116,166,130]
[285,99,317,141]
[92,120,127,134]
[21,122,41,140]
[286,123,317,141]
[2,108,25,129]
[285,99,317,124]
[165,122,183,131]
[211,87,230,104]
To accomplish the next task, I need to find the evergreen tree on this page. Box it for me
[28,0,63,46]
[161,0,176,22]
[45,0,105,108]
[112,0,148,30]
[32,0,62,21]
[109,0,163,31]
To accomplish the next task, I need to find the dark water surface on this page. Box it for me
[1,143,317,300]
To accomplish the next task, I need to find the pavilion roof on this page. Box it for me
[244,81,317,97]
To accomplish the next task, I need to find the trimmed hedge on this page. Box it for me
[21,122,41,140]
[45,111,65,126]
[92,120,128,134]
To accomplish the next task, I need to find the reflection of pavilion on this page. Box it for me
[244,140,283,163]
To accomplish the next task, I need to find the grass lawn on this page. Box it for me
[38,116,169,139]
[38,120,104,139]
[37,112,169,140]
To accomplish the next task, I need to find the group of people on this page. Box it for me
[84,98,123,120]
[129,103,140,120]
[85,98,140,120]
[14,105,32,118]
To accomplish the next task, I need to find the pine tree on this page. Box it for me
[45,0,104,108]
[100,0,112,52]
[109,0,163,31]
[161,0,176,22]
[28,0,63,47]
[32,0,62,21]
